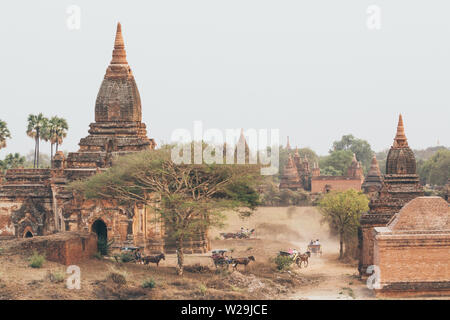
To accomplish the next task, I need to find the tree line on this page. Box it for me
[279,134,449,186]
[0,114,68,171]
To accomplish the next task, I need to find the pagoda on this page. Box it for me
[359,114,424,276]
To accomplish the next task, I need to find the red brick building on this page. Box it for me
[310,153,364,194]
[373,197,450,297]
[359,115,424,276]
[0,23,209,254]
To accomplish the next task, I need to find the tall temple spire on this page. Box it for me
[111,22,128,65]
[286,136,291,150]
[393,114,408,148]
[105,22,133,80]
[369,154,381,176]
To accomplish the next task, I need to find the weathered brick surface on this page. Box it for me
[17,232,98,265]
[373,197,450,297]
[0,23,208,256]
[311,177,362,193]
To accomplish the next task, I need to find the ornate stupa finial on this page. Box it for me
[105,22,133,80]
[111,22,128,65]
[393,114,408,148]
[286,136,291,150]
[369,154,381,176]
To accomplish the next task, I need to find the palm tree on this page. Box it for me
[46,116,58,161]
[0,119,11,150]
[44,116,68,166]
[52,117,68,153]
[26,113,48,168]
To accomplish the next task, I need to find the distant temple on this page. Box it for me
[0,23,209,254]
[279,147,311,191]
[359,114,424,276]
[279,143,364,193]
[310,153,364,193]
[361,155,383,197]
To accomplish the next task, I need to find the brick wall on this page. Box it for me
[311,177,362,193]
[18,232,98,265]
[373,233,450,297]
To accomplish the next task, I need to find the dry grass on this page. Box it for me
[0,207,374,300]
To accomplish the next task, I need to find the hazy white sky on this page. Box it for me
[0,0,448,158]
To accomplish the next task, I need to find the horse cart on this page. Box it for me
[220,229,255,240]
[307,244,322,256]
[113,245,144,263]
[278,250,299,262]
[211,249,233,269]
[278,250,310,268]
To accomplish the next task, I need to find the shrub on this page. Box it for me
[107,266,128,285]
[93,251,103,260]
[29,251,45,268]
[97,238,114,256]
[120,251,135,263]
[142,278,156,289]
[47,271,65,283]
[198,284,207,296]
[273,255,293,271]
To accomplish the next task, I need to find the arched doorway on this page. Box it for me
[24,231,33,238]
[92,219,107,241]
[92,219,109,255]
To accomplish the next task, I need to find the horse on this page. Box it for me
[142,253,165,267]
[296,251,311,268]
[238,229,255,239]
[231,256,255,270]
[220,232,238,239]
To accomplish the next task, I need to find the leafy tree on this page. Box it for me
[318,190,369,259]
[0,119,11,150]
[414,146,449,161]
[331,134,374,173]
[319,150,354,176]
[24,151,51,169]
[0,153,26,172]
[319,165,342,176]
[260,180,281,206]
[71,147,261,275]
[43,116,69,162]
[418,149,450,186]
[27,113,48,168]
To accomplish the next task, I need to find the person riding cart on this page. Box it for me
[211,249,233,268]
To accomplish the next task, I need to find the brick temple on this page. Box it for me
[279,148,311,191]
[359,114,424,276]
[372,196,449,297]
[279,145,364,193]
[0,23,209,254]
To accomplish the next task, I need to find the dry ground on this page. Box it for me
[0,206,375,300]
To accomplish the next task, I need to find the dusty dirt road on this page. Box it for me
[210,206,375,300]
[0,206,376,300]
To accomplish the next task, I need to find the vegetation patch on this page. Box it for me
[142,278,156,289]
[29,251,45,268]
[273,255,293,271]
